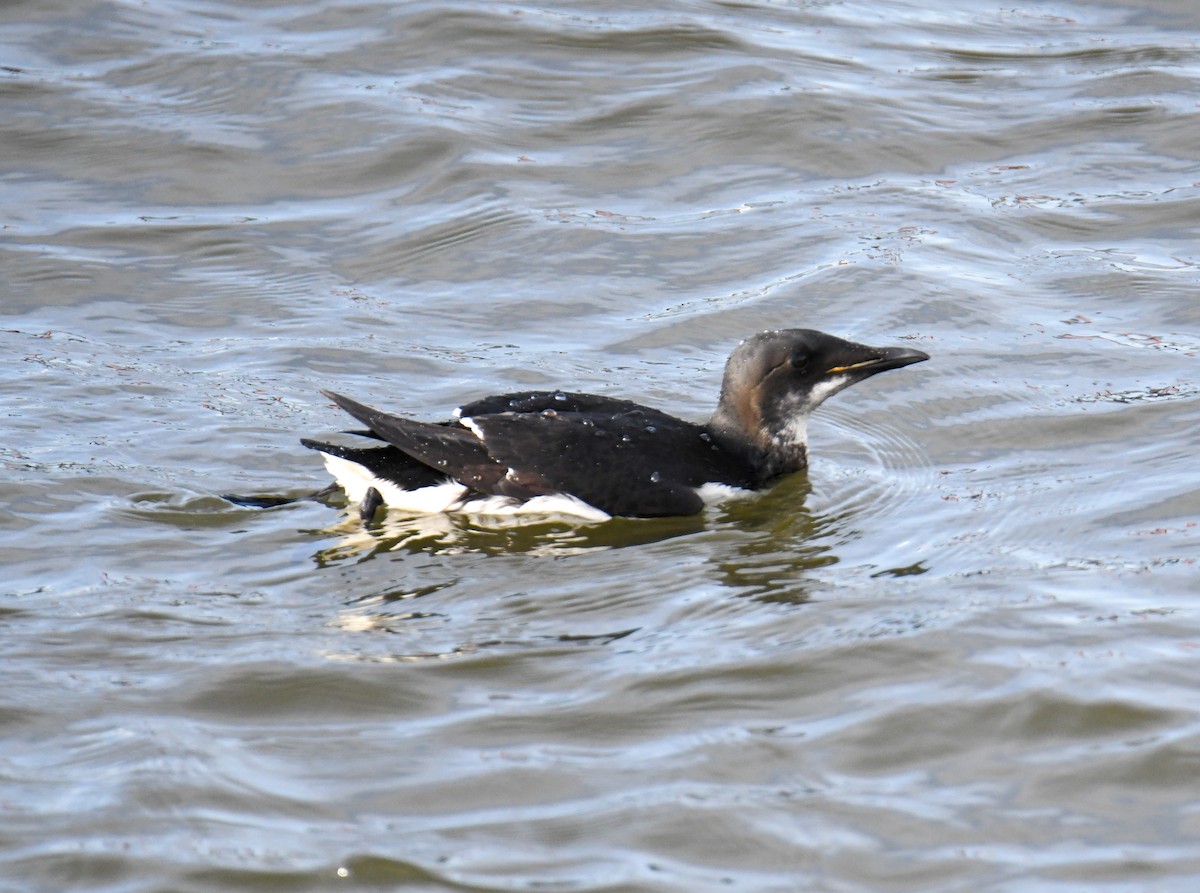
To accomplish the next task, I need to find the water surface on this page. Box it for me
[3,1,1199,890]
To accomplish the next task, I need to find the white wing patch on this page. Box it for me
[316,450,610,521]
[458,493,611,522]
[459,416,485,440]
[319,453,466,513]
[695,481,754,505]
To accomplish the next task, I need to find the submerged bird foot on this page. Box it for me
[359,486,384,524]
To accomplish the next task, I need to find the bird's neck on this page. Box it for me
[709,402,810,485]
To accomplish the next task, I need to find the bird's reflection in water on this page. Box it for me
[308,473,846,600]
[707,475,842,605]
[311,474,853,667]
[308,505,707,563]
[325,573,640,664]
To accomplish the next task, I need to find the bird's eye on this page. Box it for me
[790,350,809,370]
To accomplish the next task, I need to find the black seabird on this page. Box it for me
[301,329,928,521]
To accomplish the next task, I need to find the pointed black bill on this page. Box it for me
[826,344,930,376]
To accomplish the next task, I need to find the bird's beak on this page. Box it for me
[826,344,930,375]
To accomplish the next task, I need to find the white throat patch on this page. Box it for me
[805,374,851,409]
[774,374,850,449]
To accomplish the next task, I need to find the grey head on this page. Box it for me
[708,328,929,481]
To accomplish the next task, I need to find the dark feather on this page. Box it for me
[298,438,449,490]
[458,391,678,421]
[465,410,745,517]
[320,390,493,475]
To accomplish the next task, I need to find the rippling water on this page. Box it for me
[4,1,1199,890]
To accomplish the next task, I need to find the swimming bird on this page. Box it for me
[302,329,928,522]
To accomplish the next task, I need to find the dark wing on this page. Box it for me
[458,390,680,422]
[321,389,491,467]
[467,410,734,517]
[317,391,556,500]
[319,391,753,517]
[298,438,449,490]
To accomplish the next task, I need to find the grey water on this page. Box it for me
[3,1,1199,890]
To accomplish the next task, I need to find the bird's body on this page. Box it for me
[300,329,928,521]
